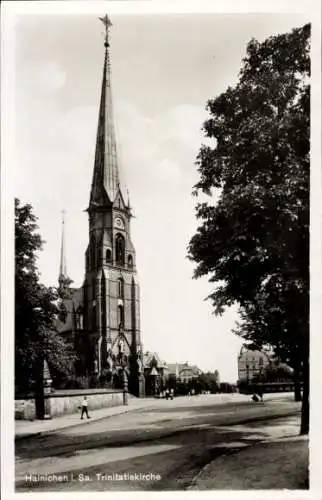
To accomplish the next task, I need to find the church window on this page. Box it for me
[128,255,133,268]
[92,304,96,330]
[76,306,83,330]
[118,277,124,298]
[106,248,112,263]
[97,247,102,267]
[90,234,96,269]
[118,304,124,327]
[115,233,125,266]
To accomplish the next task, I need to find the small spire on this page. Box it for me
[59,210,68,283]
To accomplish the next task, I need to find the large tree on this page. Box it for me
[15,199,76,399]
[188,25,310,433]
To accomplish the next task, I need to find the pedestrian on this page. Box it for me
[81,396,91,419]
[165,388,170,400]
[257,387,264,402]
[170,388,174,400]
[251,393,259,403]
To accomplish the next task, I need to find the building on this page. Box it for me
[237,347,271,383]
[165,362,202,383]
[143,352,167,396]
[57,16,145,396]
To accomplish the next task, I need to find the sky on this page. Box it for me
[13,10,309,383]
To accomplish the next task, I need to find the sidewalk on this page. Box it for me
[190,416,309,490]
[15,397,156,440]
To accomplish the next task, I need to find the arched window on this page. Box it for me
[115,233,125,266]
[118,304,124,327]
[97,247,102,268]
[128,255,133,268]
[118,277,124,298]
[92,304,96,330]
[90,234,96,269]
[76,306,83,330]
[106,248,112,263]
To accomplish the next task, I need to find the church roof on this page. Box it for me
[90,15,121,206]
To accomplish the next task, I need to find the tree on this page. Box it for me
[252,363,293,384]
[188,25,310,433]
[198,371,220,393]
[15,199,76,398]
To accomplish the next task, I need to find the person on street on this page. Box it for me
[81,396,90,419]
[165,388,170,400]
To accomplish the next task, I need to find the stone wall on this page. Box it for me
[15,389,124,420]
[15,399,36,420]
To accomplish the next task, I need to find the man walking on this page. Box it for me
[81,396,90,419]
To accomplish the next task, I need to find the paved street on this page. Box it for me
[15,394,302,491]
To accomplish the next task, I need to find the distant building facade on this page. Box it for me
[143,352,167,396]
[165,362,202,383]
[238,347,271,383]
[238,346,293,384]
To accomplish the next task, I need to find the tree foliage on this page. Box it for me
[188,25,310,431]
[15,199,76,393]
[198,371,220,393]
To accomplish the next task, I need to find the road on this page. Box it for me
[15,394,301,491]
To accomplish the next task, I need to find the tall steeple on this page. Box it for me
[58,210,71,296]
[90,14,120,207]
[59,210,67,282]
[82,16,144,397]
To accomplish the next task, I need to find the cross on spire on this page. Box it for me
[99,14,113,47]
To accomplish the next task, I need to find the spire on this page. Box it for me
[90,15,120,206]
[59,210,68,282]
[58,210,72,298]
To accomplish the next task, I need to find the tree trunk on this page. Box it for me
[300,356,309,435]
[293,359,302,402]
[294,381,302,401]
[34,355,45,419]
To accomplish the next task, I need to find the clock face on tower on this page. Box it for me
[114,217,124,230]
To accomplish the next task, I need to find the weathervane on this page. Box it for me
[99,14,113,47]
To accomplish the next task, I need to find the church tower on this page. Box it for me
[83,16,144,396]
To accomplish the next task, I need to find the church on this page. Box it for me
[56,16,145,397]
